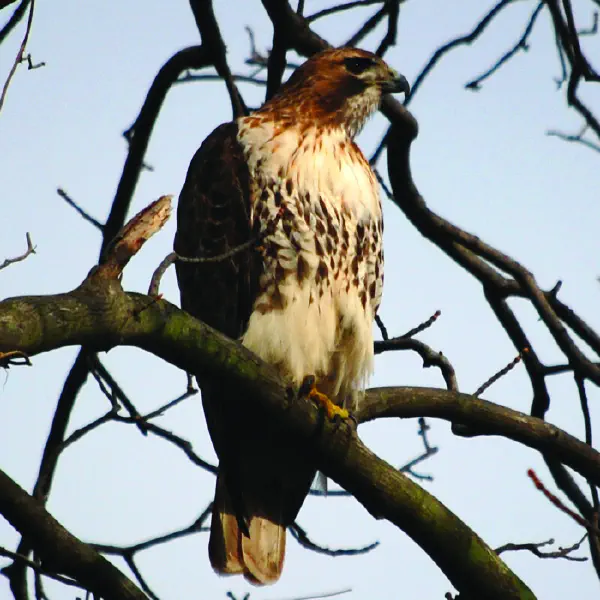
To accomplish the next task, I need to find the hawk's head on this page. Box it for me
[266,47,409,138]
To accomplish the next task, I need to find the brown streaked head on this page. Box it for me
[260,47,409,137]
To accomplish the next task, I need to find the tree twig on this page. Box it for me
[547,128,600,153]
[0,546,85,589]
[398,417,438,480]
[465,2,545,90]
[473,350,527,397]
[496,536,588,562]
[375,337,458,392]
[56,188,103,230]
[306,0,383,23]
[527,469,595,530]
[0,232,35,271]
[289,522,379,556]
[0,0,34,113]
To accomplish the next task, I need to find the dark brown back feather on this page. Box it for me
[174,122,258,340]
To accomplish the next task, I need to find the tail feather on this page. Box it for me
[241,507,285,584]
[208,475,244,575]
[209,472,286,584]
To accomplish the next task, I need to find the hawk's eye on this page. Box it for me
[343,56,376,75]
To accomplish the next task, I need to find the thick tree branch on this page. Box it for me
[188,0,247,117]
[0,0,29,45]
[358,387,600,487]
[266,24,288,100]
[261,0,329,57]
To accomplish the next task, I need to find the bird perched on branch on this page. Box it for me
[174,47,409,585]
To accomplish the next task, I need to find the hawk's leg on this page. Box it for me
[300,375,349,420]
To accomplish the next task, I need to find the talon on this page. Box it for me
[307,380,349,420]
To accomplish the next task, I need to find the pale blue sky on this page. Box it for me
[1,1,599,599]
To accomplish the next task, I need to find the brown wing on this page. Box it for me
[174,121,257,341]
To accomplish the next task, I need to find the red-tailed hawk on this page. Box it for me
[174,47,409,585]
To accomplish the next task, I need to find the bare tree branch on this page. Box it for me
[357,387,600,487]
[306,0,383,23]
[6,196,172,595]
[0,547,84,589]
[289,522,378,556]
[92,504,212,557]
[0,0,34,113]
[473,350,526,397]
[56,188,103,231]
[345,4,387,47]
[188,0,247,117]
[375,336,458,392]
[527,469,597,530]
[547,128,600,153]
[496,536,588,562]
[465,2,544,90]
[0,233,35,271]
[376,0,401,57]
[409,0,520,104]
[398,417,438,481]
[105,46,210,257]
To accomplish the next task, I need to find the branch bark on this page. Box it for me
[358,387,600,487]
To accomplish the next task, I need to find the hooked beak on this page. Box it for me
[381,70,410,96]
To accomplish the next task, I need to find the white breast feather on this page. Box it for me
[238,119,383,403]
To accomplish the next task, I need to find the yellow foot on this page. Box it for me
[307,381,349,420]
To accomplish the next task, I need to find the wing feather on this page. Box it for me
[174,121,258,340]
